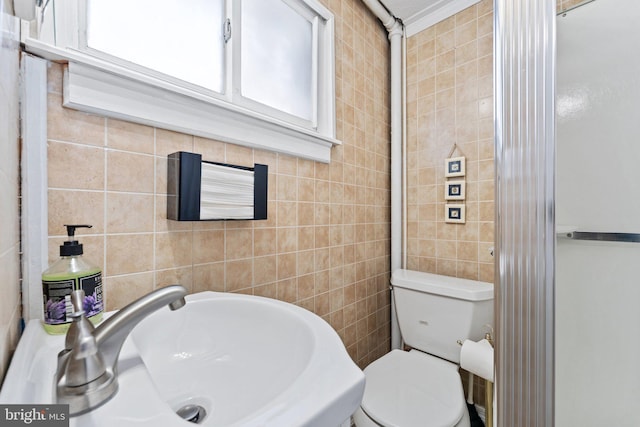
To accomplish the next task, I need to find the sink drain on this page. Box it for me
[176,404,207,424]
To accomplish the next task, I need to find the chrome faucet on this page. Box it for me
[56,285,187,416]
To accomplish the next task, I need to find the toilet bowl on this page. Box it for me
[353,270,493,427]
[354,350,470,427]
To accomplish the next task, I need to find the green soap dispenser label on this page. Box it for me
[79,272,104,318]
[42,278,74,328]
[42,270,104,334]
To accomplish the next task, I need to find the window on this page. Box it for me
[240,0,315,123]
[27,0,338,162]
[85,0,226,93]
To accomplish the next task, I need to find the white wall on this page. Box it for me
[0,3,23,383]
[556,0,640,425]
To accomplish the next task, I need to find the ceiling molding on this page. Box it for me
[401,0,482,37]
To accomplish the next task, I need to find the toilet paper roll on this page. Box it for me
[460,339,494,382]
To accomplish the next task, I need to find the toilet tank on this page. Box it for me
[391,269,494,364]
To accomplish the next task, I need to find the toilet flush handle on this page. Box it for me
[483,324,494,347]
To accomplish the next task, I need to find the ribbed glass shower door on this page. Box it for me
[494,0,556,425]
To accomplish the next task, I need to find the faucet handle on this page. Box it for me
[64,320,106,386]
[62,290,106,386]
[64,290,95,350]
[71,290,85,313]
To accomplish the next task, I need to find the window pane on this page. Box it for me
[86,0,224,93]
[241,0,313,121]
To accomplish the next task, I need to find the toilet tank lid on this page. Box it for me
[391,269,494,301]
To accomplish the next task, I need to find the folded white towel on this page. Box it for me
[200,163,255,220]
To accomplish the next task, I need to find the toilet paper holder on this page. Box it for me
[458,333,494,427]
[484,333,493,427]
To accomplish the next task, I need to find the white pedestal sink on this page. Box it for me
[0,292,365,426]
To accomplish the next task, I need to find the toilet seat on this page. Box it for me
[360,349,467,427]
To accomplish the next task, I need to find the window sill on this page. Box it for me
[25,37,340,163]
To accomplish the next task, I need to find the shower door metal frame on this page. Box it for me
[494,0,556,426]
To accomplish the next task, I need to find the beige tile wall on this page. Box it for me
[558,0,587,13]
[406,1,494,405]
[405,0,494,283]
[45,0,392,368]
[0,8,21,383]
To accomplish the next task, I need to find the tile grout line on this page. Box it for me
[152,127,157,291]
[103,117,109,305]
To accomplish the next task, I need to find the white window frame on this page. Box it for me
[232,0,320,129]
[24,0,339,163]
[77,0,229,100]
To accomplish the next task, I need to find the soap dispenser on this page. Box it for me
[42,224,104,335]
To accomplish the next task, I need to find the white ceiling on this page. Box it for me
[379,0,481,36]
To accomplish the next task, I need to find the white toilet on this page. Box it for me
[354,269,494,427]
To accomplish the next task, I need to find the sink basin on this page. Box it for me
[0,291,365,426]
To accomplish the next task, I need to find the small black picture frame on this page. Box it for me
[445,156,466,178]
[445,180,466,201]
[445,204,466,224]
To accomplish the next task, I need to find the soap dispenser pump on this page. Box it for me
[42,224,104,335]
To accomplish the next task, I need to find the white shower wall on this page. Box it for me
[0,2,22,382]
[556,0,640,425]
